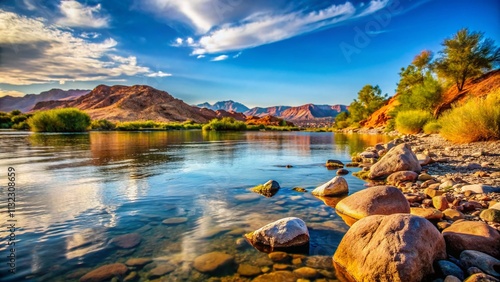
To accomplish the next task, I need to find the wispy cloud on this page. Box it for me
[57,0,110,28]
[233,52,242,59]
[0,10,157,85]
[154,0,391,55]
[211,55,228,62]
[0,89,25,97]
[81,32,100,39]
[146,71,172,77]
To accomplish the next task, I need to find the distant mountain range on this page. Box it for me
[198,101,347,120]
[0,89,90,112]
[197,100,249,113]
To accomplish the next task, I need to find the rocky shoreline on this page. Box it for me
[337,133,500,281]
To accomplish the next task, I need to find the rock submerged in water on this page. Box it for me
[368,143,421,180]
[192,252,235,274]
[111,233,141,249]
[251,180,280,197]
[244,217,309,253]
[335,185,410,226]
[311,176,348,197]
[333,214,447,282]
[80,263,128,282]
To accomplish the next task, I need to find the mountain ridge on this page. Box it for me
[0,89,90,112]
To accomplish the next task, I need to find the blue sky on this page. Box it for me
[0,0,498,107]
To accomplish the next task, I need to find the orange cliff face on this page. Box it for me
[360,69,500,128]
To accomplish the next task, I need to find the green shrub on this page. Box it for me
[12,121,30,130]
[203,117,247,131]
[423,121,441,134]
[395,110,434,134]
[439,89,500,143]
[90,119,116,130]
[28,108,91,132]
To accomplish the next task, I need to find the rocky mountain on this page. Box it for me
[32,85,239,123]
[244,106,291,117]
[0,89,89,112]
[197,100,249,113]
[244,104,347,120]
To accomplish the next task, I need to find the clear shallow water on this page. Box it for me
[0,130,393,281]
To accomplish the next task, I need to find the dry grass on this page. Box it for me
[439,88,500,143]
[395,110,434,134]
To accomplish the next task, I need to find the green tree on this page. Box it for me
[397,50,442,112]
[435,28,499,91]
[349,85,387,122]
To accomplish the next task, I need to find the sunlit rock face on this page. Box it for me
[335,185,410,226]
[251,180,280,197]
[311,176,348,197]
[333,214,446,282]
[369,143,421,179]
[245,217,309,253]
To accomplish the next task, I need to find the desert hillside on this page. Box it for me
[0,89,89,112]
[31,85,242,123]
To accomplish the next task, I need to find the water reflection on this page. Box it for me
[334,133,394,156]
[0,131,394,281]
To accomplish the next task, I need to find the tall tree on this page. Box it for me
[349,85,387,122]
[435,28,499,91]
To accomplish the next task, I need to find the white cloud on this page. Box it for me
[211,55,228,62]
[57,0,110,28]
[196,55,205,59]
[176,37,183,44]
[186,37,194,45]
[0,89,25,97]
[160,1,391,55]
[233,52,242,58]
[146,71,172,77]
[0,10,152,85]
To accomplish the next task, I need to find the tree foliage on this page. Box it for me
[396,50,442,112]
[435,28,499,91]
[349,85,387,122]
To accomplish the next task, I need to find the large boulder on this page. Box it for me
[311,176,348,197]
[335,185,410,226]
[244,217,309,253]
[333,214,446,282]
[386,171,418,185]
[442,221,500,258]
[368,143,421,180]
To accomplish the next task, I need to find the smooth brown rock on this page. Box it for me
[443,209,465,221]
[162,217,188,225]
[293,267,318,279]
[425,187,444,198]
[147,264,175,278]
[125,258,152,267]
[333,214,446,282]
[192,252,235,273]
[111,233,141,249]
[237,264,261,277]
[480,209,500,223]
[311,176,348,197]
[387,171,418,185]
[368,143,421,180]
[442,221,500,258]
[433,196,450,211]
[253,270,297,282]
[335,186,410,226]
[268,252,290,262]
[410,207,443,220]
[80,263,128,282]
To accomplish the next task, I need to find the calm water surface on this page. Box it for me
[0,130,393,281]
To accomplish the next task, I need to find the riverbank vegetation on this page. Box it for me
[334,28,499,143]
[28,108,91,132]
